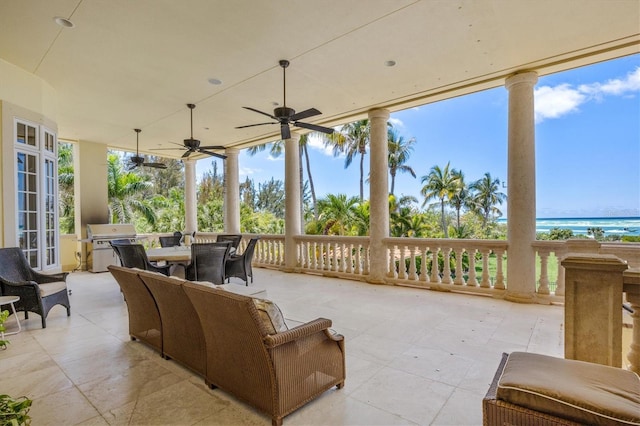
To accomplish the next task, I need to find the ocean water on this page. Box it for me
[497,217,640,237]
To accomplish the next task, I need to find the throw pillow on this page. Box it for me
[253,298,288,334]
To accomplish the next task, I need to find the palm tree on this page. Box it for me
[316,193,360,235]
[247,133,320,220]
[107,153,157,225]
[324,120,370,202]
[58,143,75,234]
[469,172,506,231]
[449,169,471,233]
[387,129,416,196]
[420,162,460,238]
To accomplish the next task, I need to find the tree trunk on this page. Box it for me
[303,144,318,220]
[299,148,305,232]
[359,152,365,202]
[440,198,448,238]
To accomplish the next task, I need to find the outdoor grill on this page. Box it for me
[86,223,138,272]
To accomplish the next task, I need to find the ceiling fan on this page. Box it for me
[236,59,335,140]
[153,104,227,160]
[129,128,167,169]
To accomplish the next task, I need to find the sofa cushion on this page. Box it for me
[497,352,640,425]
[252,298,288,334]
[39,281,67,297]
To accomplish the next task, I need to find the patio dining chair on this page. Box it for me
[225,237,259,285]
[185,242,232,284]
[159,235,182,247]
[110,242,171,276]
[215,234,242,250]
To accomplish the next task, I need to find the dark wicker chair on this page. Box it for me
[110,243,171,276]
[216,234,243,250]
[183,281,345,426]
[225,237,259,285]
[159,235,182,247]
[0,247,70,328]
[107,265,162,354]
[185,242,232,284]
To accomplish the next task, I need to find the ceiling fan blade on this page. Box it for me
[198,145,225,150]
[235,122,276,129]
[150,147,188,151]
[280,123,291,140]
[198,149,227,159]
[294,121,335,134]
[181,150,192,158]
[243,106,278,120]
[143,162,168,169]
[128,163,139,170]
[290,108,321,122]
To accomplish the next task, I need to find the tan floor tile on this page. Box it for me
[431,387,485,426]
[0,364,73,400]
[28,386,101,425]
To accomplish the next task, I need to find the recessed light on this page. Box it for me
[53,16,74,28]
[207,78,222,85]
[385,60,396,67]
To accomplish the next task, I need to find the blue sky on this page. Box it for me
[197,54,640,219]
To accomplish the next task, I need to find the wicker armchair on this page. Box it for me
[137,270,206,376]
[225,237,259,285]
[182,281,345,426]
[185,242,232,284]
[110,243,171,276]
[0,247,70,328]
[215,234,243,249]
[107,265,162,354]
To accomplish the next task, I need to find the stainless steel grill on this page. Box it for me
[86,224,138,272]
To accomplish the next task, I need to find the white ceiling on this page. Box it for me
[1,0,639,159]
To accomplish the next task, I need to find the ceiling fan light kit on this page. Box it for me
[236,59,335,140]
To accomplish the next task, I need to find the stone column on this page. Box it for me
[284,132,301,271]
[505,72,538,302]
[368,108,390,283]
[562,253,627,367]
[224,148,240,233]
[183,159,197,235]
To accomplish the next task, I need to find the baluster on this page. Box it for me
[387,244,397,278]
[480,249,491,288]
[467,249,478,286]
[319,242,326,270]
[453,248,465,285]
[537,249,551,295]
[556,254,566,296]
[338,242,345,273]
[347,243,354,274]
[355,244,362,275]
[408,246,417,281]
[397,246,407,279]
[420,247,429,282]
[494,249,505,289]
[329,242,336,271]
[430,248,441,283]
[442,247,453,284]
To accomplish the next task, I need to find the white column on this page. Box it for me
[284,132,301,271]
[505,72,538,302]
[368,108,390,284]
[184,158,197,235]
[224,148,240,233]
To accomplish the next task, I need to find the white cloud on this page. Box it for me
[239,166,260,176]
[388,117,405,130]
[267,154,284,162]
[534,66,640,123]
[307,133,338,157]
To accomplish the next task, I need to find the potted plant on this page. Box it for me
[0,394,32,425]
[0,310,9,349]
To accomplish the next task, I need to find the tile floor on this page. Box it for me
[0,268,564,425]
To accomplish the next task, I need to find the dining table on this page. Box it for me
[146,245,236,278]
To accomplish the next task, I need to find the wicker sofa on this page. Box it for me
[483,352,640,426]
[107,265,345,425]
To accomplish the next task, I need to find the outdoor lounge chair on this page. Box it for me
[182,281,345,426]
[483,352,640,426]
[107,265,162,354]
[0,247,70,328]
[225,237,259,285]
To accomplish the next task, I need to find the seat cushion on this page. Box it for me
[497,352,640,425]
[39,281,68,297]
[252,298,288,334]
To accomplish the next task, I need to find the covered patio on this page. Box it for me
[0,268,563,425]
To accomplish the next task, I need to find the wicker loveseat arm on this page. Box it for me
[30,270,68,284]
[263,318,336,348]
